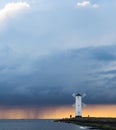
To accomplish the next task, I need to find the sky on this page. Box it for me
[0,0,116,118]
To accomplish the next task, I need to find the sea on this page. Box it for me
[0,119,96,130]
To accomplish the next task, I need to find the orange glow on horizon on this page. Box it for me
[83,105,116,118]
[0,105,115,119]
[40,105,116,119]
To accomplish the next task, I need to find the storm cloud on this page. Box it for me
[0,0,116,107]
[0,45,116,106]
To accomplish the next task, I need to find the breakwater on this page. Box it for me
[55,117,116,130]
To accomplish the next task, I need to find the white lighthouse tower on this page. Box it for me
[75,93,82,117]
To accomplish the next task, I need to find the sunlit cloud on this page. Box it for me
[77,1,99,8]
[0,2,30,24]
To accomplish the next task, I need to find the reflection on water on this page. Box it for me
[0,119,91,130]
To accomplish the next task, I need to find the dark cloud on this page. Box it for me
[0,45,116,106]
[91,48,116,61]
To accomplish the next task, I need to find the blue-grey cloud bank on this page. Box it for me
[0,0,116,106]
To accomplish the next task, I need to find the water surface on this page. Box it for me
[0,119,93,130]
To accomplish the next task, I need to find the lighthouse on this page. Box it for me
[75,93,82,118]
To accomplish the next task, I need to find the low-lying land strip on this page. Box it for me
[55,117,116,130]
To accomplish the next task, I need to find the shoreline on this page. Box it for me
[55,117,116,130]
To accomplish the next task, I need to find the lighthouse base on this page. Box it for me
[75,116,82,118]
